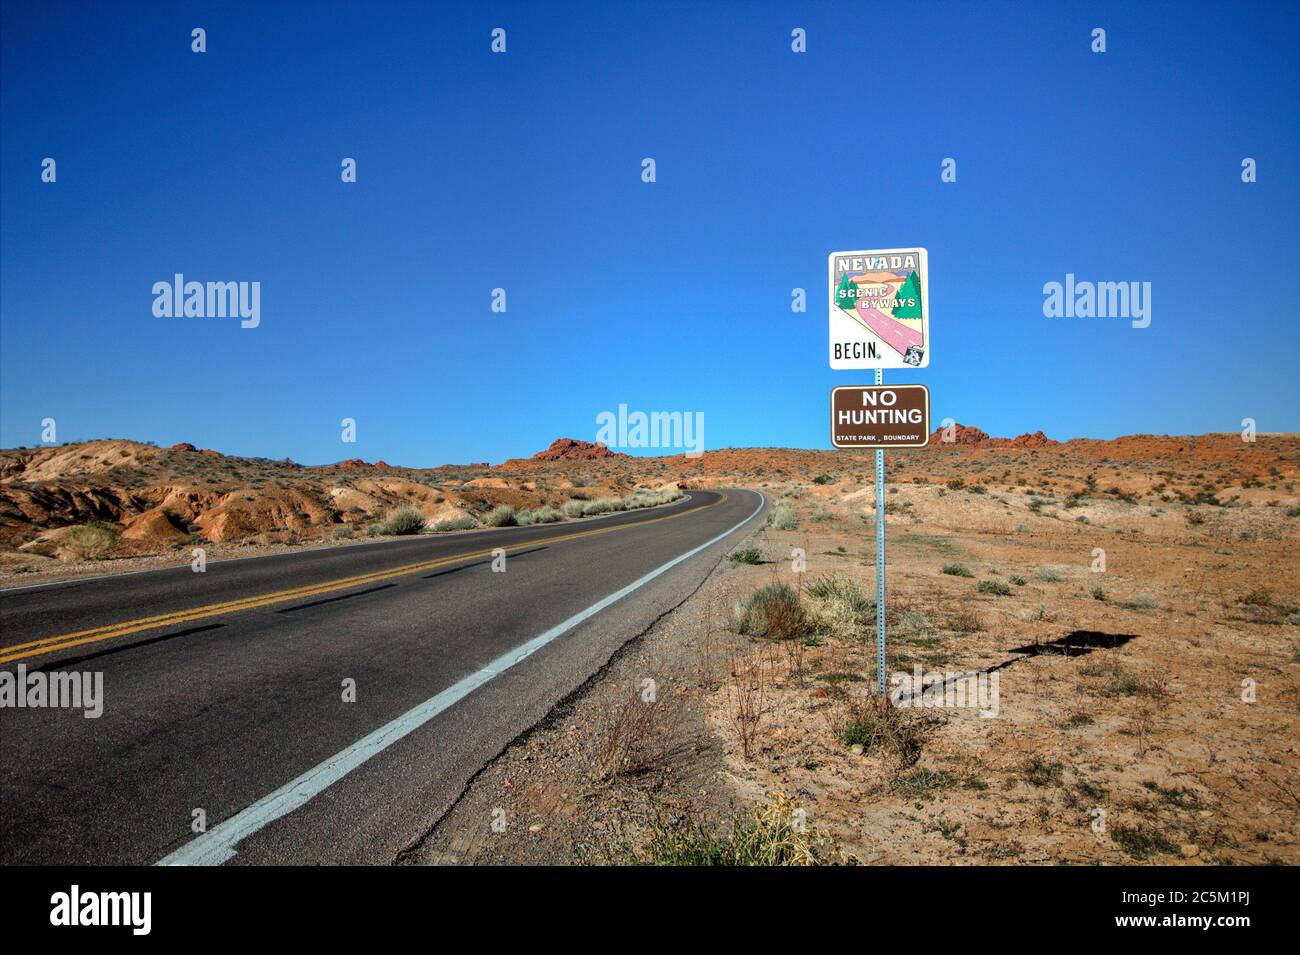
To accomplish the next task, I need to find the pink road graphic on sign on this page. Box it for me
[853,299,923,358]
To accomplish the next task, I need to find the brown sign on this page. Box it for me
[830,385,930,449]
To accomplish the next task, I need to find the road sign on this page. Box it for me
[828,247,930,369]
[830,384,930,449]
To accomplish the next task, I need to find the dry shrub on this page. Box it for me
[735,583,811,641]
[729,646,773,759]
[944,606,984,632]
[63,523,117,561]
[831,693,938,768]
[594,688,667,780]
[613,793,852,866]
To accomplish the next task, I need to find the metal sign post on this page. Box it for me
[874,368,886,695]
[828,247,931,697]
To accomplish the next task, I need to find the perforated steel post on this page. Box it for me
[874,367,886,694]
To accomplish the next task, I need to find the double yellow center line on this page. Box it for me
[0,493,725,665]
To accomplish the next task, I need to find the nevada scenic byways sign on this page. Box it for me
[828,248,930,369]
[830,385,930,449]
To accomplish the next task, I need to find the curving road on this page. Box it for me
[0,488,764,865]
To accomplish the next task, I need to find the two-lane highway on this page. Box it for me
[0,488,764,864]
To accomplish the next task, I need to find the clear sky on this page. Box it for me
[2,1,1296,465]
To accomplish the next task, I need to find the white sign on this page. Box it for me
[828,247,930,369]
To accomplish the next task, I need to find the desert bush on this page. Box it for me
[594,691,666,780]
[976,579,1011,596]
[767,502,797,530]
[562,499,586,518]
[1035,565,1062,582]
[832,693,935,767]
[1020,755,1064,787]
[804,573,874,637]
[1009,574,1027,586]
[1110,823,1179,860]
[63,523,117,561]
[483,505,517,527]
[735,583,811,641]
[607,793,849,866]
[379,505,424,535]
[941,563,973,577]
[531,505,563,523]
[432,515,476,531]
[332,525,354,539]
[728,544,762,565]
[582,498,618,516]
[945,607,984,632]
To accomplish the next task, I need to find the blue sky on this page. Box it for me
[2,1,1296,465]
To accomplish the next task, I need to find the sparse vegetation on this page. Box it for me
[735,583,811,641]
[766,502,797,530]
[941,563,974,577]
[832,693,935,767]
[378,505,425,536]
[63,523,118,561]
[483,505,518,527]
[607,794,850,866]
[976,579,1011,596]
[431,515,477,532]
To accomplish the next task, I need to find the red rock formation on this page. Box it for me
[529,438,626,462]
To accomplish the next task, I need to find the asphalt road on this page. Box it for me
[0,488,764,865]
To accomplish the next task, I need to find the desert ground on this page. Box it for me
[3,430,1297,864]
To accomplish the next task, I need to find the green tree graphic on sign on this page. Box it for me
[835,273,857,311]
[892,271,922,319]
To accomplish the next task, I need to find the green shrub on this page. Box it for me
[767,502,797,530]
[976,579,1011,596]
[941,563,974,577]
[1009,574,1027,586]
[484,505,517,527]
[562,499,587,519]
[63,523,118,561]
[432,515,476,531]
[531,505,563,523]
[735,583,811,641]
[332,525,354,539]
[728,545,762,565]
[379,505,425,535]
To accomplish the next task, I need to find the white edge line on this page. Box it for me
[156,489,764,865]
[0,494,696,594]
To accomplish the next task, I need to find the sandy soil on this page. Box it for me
[405,437,1299,865]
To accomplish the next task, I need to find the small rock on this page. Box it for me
[1180,844,1199,858]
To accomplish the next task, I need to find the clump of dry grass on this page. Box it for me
[803,573,874,639]
[734,583,811,641]
[831,693,938,767]
[593,687,668,781]
[607,793,853,866]
[63,523,117,560]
